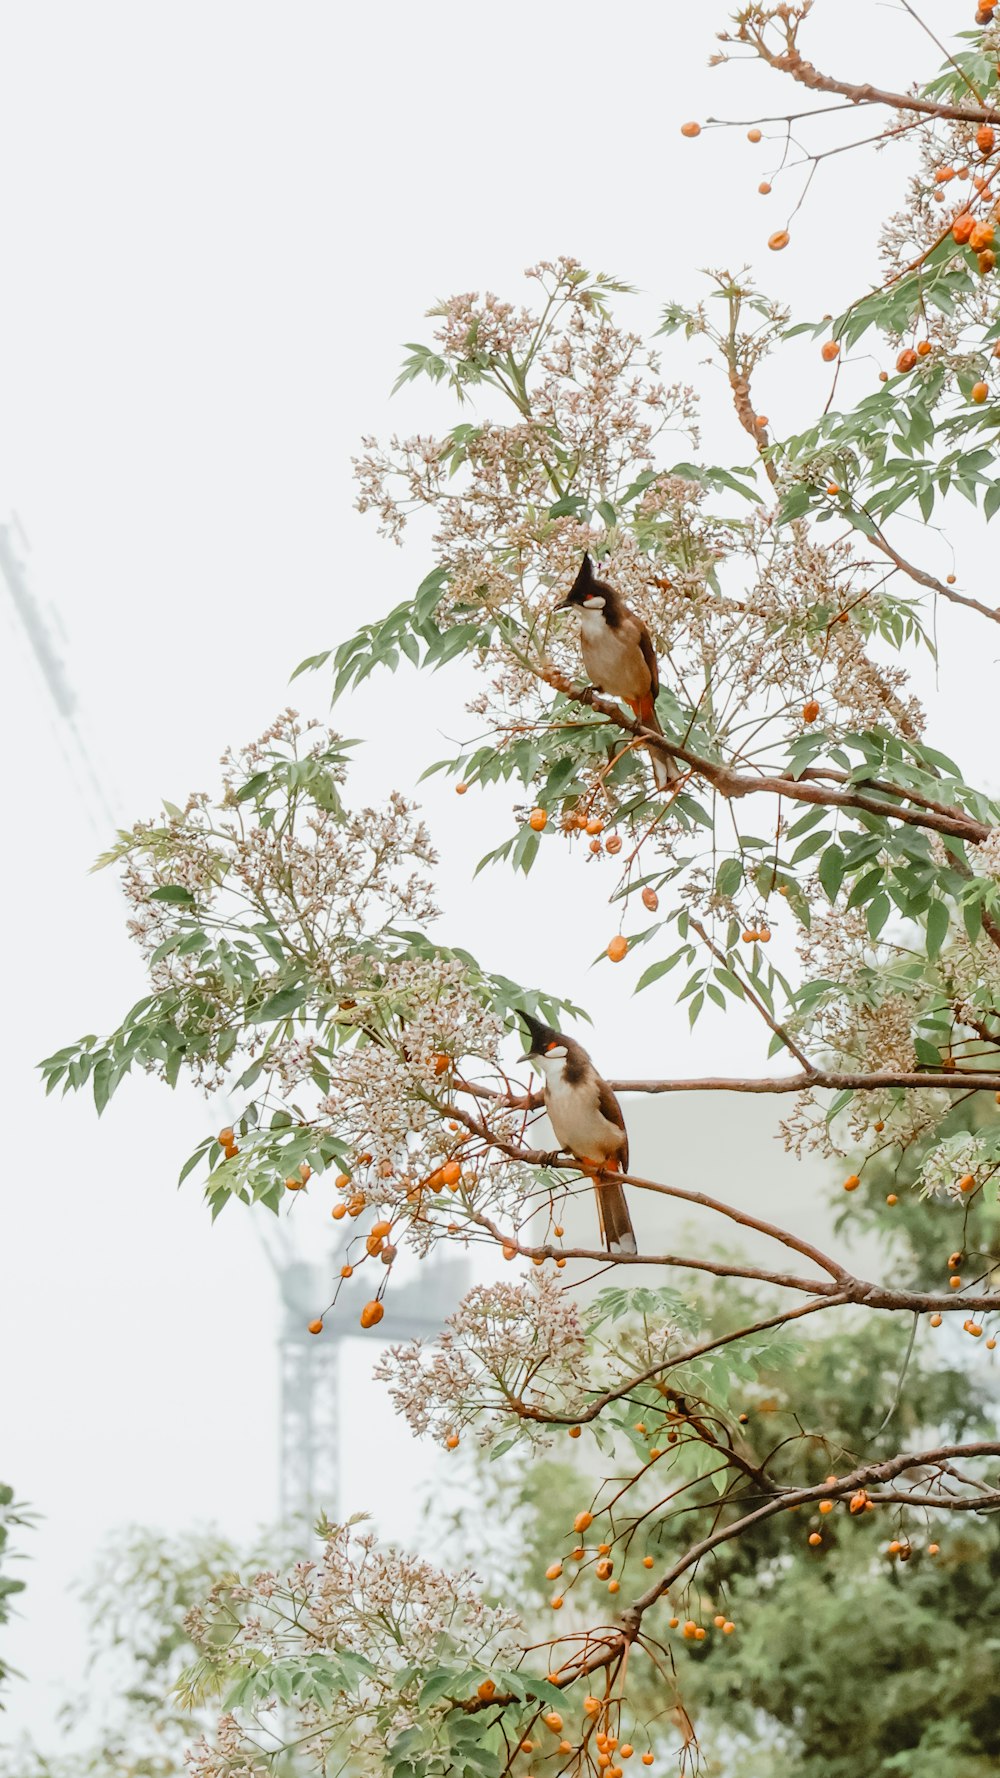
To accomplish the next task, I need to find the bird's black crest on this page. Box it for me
[519,1010,562,1056]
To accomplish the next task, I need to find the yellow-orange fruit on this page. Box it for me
[970,220,996,250]
[642,886,659,912]
[747,128,762,142]
[455,782,468,795]
[680,121,701,137]
[529,808,548,832]
[574,1511,594,1533]
[821,341,840,362]
[360,1300,384,1329]
[768,230,789,251]
[896,348,918,373]
[802,699,820,723]
[308,1319,323,1335]
[843,1174,860,1192]
[758,180,771,194]
[808,1531,822,1547]
[477,1679,496,1700]
[218,1127,234,1147]
[972,380,989,402]
[952,212,975,244]
[331,1203,347,1220]
[607,935,628,963]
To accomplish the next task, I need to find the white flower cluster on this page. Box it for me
[374,1274,588,1447]
[183,1523,525,1777]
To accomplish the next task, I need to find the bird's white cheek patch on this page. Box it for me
[544,1045,568,1061]
[582,595,605,609]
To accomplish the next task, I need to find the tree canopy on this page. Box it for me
[41,5,1000,1774]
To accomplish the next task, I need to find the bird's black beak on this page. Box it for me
[553,593,574,611]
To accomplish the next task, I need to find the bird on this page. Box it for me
[556,552,681,790]
[520,1011,636,1255]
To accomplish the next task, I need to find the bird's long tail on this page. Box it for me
[595,1166,637,1256]
[632,696,681,791]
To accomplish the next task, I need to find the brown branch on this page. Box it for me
[539,668,990,845]
[752,42,1000,127]
[620,1441,1000,1636]
[867,525,1000,626]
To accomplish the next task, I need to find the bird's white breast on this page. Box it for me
[543,1062,623,1163]
[578,610,650,703]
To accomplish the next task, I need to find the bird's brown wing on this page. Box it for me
[636,619,660,701]
[596,1077,629,1171]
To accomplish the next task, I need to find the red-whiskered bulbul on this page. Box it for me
[556,553,680,790]
[520,1012,637,1255]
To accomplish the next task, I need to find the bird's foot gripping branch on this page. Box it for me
[42,6,1000,1771]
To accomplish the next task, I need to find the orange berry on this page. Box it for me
[559,1743,573,1755]
[819,1499,834,1514]
[544,1712,564,1732]
[308,1319,323,1335]
[959,1173,976,1193]
[977,124,995,153]
[952,212,975,244]
[934,166,955,182]
[620,1747,634,1761]
[930,1313,942,1327]
[950,1275,963,1289]
[928,1542,940,1555]
[896,348,918,373]
[714,1614,726,1627]
[455,782,468,795]
[747,128,762,142]
[756,414,769,428]
[694,1627,706,1640]
[545,1562,563,1581]
[218,1127,234,1147]
[874,1120,885,1132]
[802,698,821,723]
[223,1143,238,1159]
[360,1300,384,1329]
[988,1337,997,1349]
[584,1696,602,1715]
[598,1542,612,1554]
[917,340,932,356]
[606,834,622,855]
[643,1555,654,1568]
[843,1174,860,1192]
[642,1758,654,1768]
[445,1432,460,1449]
[335,1172,351,1189]
[285,1176,303,1191]
[521,1742,534,1754]
[608,1579,620,1594]
[821,341,840,362]
[574,1511,594,1533]
[331,1203,347,1220]
[365,1233,385,1257]
[826,482,840,495]
[886,1193,898,1205]
[553,1224,564,1237]
[568,1424,582,1438]
[768,230,790,251]
[529,808,548,832]
[440,1161,461,1188]
[808,1532,822,1547]
[641,886,659,912]
[607,935,628,963]
[502,1244,516,1261]
[669,1616,679,1628]
[596,1559,613,1580]
[680,121,701,137]
[972,380,990,403]
[758,180,772,194]
[432,1053,450,1076]
[723,1621,735,1633]
[477,1679,496,1701]
[586,817,605,835]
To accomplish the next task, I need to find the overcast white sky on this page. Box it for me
[0,0,993,1750]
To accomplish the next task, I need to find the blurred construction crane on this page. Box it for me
[0,511,468,1520]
